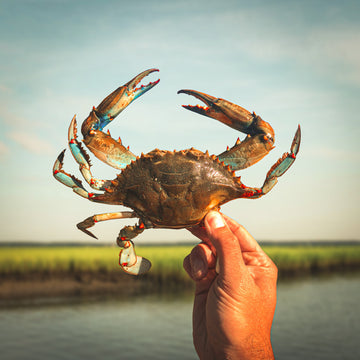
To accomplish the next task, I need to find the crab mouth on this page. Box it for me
[177,89,219,116]
[128,68,160,99]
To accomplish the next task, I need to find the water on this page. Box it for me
[273,274,360,359]
[0,274,359,360]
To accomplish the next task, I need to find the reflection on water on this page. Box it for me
[0,294,196,360]
[1,275,359,360]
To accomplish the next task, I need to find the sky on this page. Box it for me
[0,0,359,243]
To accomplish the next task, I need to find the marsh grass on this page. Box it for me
[265,245,360,276]
[1,244,360,280]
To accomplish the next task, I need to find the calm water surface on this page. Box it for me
[1,274,359,360]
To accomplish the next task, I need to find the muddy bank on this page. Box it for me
[0,276,136,303]
[0,271,193,304]
[1,265,360,305]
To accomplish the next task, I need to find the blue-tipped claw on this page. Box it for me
[91,68,160,132]
[79,69,159,170]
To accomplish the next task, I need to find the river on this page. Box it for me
[1,274,359,360]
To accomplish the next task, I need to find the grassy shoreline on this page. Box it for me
[2,244,360,274]
[1,244,360,301]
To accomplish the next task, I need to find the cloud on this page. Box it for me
[0,84,12,94]
[0,105,30,127]
[203,5,360,87]
[308,26,360,85]
[302,145,360,163]
[8,131,55,155]
[0,141,9,157]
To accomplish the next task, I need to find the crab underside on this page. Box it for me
[53,69,301,275]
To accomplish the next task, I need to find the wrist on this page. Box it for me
[236,334,274,360]
[206,334,274,360]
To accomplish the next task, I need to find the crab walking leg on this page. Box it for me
[53,150,95,199]
[53,150,113,203]
[76,211,137,239]
[117,223,152,275]
[78,212,151,275]
[68,115,112,190]
[240,125,301,199]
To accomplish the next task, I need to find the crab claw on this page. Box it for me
[178,89,276,170]
[82,68,160,135]
[80,69,159,170]
[178,89,274,139]
[96,68,160,126]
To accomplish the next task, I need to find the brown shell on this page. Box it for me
[95,148,244,228]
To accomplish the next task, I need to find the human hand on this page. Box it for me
[183,211,277,360]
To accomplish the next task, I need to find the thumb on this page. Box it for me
[204,211,245,278]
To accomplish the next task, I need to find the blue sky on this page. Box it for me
[0,0,359,243]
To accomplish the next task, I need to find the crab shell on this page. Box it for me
[93,148,251,228]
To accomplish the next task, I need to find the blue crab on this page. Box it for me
[53,69,301,275]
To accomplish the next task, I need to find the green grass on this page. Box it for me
[265,245,360,275]
[0,246,193,278]
[1,244,360,279]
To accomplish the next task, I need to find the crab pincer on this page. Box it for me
[81,68,160,135]
[178,89,276,170]
[93,68,160,129]
[177,89,274,138]
[79,69,160,170]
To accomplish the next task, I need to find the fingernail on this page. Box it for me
[207,211,225,229]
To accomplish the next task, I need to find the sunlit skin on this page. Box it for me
[184,211,277,360]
